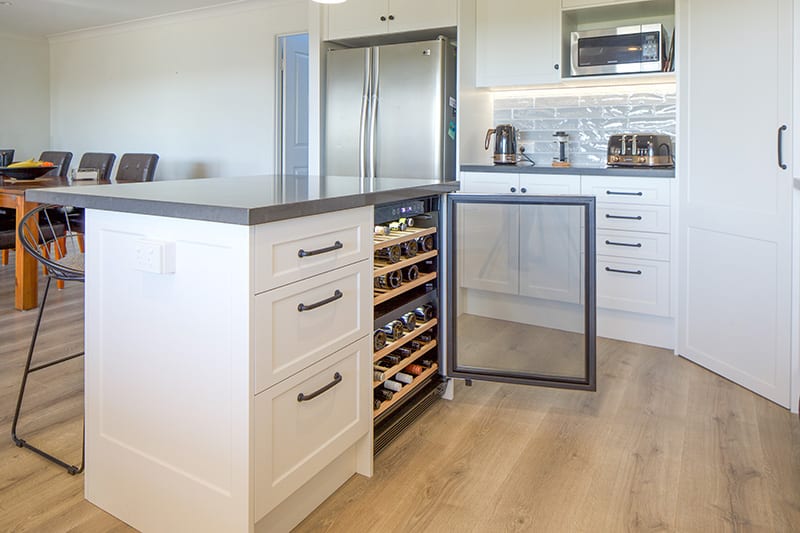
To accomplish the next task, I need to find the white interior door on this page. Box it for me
[678,0,793,407]
[280,34,309,176]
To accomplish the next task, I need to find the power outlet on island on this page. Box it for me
[134,239,176,274]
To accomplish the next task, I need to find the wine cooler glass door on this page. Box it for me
[445,193,596,390]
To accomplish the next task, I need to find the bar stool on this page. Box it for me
[11,204,85,475]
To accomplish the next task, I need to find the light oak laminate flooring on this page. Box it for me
[0,263,798,532]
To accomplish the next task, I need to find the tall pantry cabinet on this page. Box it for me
[677,0,794,408]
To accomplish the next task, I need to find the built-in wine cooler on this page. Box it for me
[372,196,444,454]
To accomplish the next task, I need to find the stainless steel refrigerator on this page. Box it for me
[324,37,456,180]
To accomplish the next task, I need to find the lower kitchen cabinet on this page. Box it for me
[461,170,675,348]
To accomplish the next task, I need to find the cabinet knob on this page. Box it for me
[554,64,559,70]
[380,15,387,21]
[388,14,394,20]
[521,187,527,193]
[510,187,516,193]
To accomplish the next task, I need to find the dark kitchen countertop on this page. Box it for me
[461,164,675,178]
[26,174,460,225]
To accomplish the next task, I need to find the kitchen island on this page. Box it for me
[27,175,458,533]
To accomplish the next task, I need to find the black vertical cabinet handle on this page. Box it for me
[298,240,343,258]
[297,373,342,402]
[778,125,788,170]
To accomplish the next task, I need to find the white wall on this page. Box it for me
[0,33,50,161]
[48,0,307,180]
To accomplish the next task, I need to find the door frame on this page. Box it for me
[276,32,310,177]
[444,193,597,391]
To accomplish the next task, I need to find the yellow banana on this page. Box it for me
[8,159,37,168]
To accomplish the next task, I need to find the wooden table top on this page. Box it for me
[0,176,67,196]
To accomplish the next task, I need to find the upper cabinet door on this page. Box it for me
[475,0,561,87]
[387,0,458,33]
[327,0,388,41]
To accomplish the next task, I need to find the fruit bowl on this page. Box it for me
[0,166,56,180]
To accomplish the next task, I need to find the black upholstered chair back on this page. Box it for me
[39,151,73,178]
[115,153,159,183]
[78,152,116,183]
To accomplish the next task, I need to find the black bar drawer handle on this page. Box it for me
[605,240,642,248]
[605,267,643,275]
[778,125,788,170]
[606,190,643,196]
[297,372,342,402]
[606,214,643,220]
[298,241,343,258]
[298,289,343,312]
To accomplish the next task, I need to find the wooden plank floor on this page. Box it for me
[0,261,798,532]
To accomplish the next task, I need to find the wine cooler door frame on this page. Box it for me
[444,193,597,391]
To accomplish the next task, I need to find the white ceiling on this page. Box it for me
[0,0,250,39]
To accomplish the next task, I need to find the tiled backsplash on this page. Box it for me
[492,85,676,168]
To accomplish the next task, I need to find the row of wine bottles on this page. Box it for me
[373,304,436,351]
[374,217,415,235]
[373,357,437,410]
[374,328,436,375]
[374,234,436,264]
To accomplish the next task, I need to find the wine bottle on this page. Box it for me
[394,346,413,358]
[401,239,418,258]
[375,388,394,401]
[375,245,402,264]
[389,221,407,232]
[394,372,413,384]
[374,398,382,410]
[416,234,435,252]
[409,340,424,352]
[382,354,402,366]
[374,225,391,236]
[383,380,403,392]
[402,264,419,282]
[418,330,435,343]
[417,258,437,273]
[380,320,404,340]
[413,304,435,322]
[404,364,425,376]
[399,312,417,331]
[374,369,386,381]
[373,329,387,351]
[419,358,436,368]
[374,270,402,289]
[399,217,414,227]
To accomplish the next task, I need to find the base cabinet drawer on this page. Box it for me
[254,336,371,521]
[581,176,671,206]
[597,257,670,316]
[255,260,371,393]
[597,204,670,233]
[254,207,372,292]
[597,229,670,261]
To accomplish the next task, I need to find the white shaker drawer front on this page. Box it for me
[460,171,519,193]
[254,207,372,292]
[254,336,370,521]
[597,204,670,233]
[597,229,670,261]
[597,257,670,316]
[519,173,581,194]
[254,260,371,393]
[581,176,671,206]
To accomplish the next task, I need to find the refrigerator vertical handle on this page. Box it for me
[369,47,380,178]
[358,51,370,178]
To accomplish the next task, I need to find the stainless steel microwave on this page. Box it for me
[570,24,667,77]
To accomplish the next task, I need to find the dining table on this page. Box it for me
[0,175,68,310]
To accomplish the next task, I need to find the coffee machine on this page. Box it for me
[485,125,518,165]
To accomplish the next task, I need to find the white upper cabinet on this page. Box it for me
[327,0,457,41]
[475,0,561,87]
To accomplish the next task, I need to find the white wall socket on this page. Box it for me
[134,239,176,274]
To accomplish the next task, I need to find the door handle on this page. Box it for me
[605,240,642,248]
[297,372,342,402]
[298,240,343,258]
[297,289,343,312]
[605,267,643,275]
[606,190,643,196]
[605,214,642,221]
[778,125,788,170]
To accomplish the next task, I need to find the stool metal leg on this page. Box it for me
[10,278,85,475]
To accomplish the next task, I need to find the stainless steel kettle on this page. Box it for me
[485,125,518,165]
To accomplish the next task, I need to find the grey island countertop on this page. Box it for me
[26,175,460,225]
[461,164,675,178]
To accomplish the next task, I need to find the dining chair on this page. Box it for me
[115,153,159,183]
[77,152,116,183]
[11,204,84,475]
[39,151,73,179]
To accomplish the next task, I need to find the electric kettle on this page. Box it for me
[485,125,518,165]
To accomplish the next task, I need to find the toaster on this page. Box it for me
[607,134,674,167]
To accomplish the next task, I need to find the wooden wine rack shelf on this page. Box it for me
[373,363,439,419]
[374,271,437,305]
[373,226,436,251]
[374,318,438,362]
[373,249,438,278]
[373,340,437,388]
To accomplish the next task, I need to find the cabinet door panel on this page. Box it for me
[476,0,560,87]
[388,0,457,33]
[327,0,388,40]
[460,171,519,193]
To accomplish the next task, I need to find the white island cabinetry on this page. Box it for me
[83,206,373,533]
